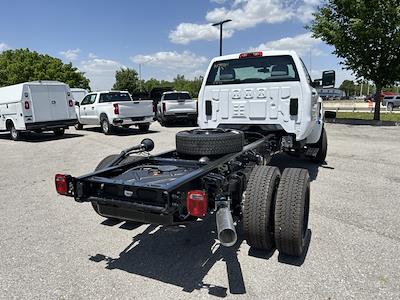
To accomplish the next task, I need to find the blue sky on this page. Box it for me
[0,0,354,90]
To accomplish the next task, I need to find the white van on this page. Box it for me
[70,88,88,103]
[0,81,77,140]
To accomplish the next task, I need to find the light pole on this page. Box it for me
[138,58,154,92]
[212,19,232,56]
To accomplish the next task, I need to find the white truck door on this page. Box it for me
[48,85,69,121]
[85,94,98,124]
[29,85,52,122]
[78,94,94,124]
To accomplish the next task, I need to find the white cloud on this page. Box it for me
[296,0,321,23]
[79,56,126,91]
[249,33,323,56]
[131,51,209,81]
[170,0,320,44]
[131,50,208,70]
[205,0,294,31]
[210,0,227,3]
[59,48,81,61]
[169,23,234,45]
[0,43,10,52]
[88,53,97,59]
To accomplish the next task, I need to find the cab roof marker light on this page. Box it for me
[239,52,263,59]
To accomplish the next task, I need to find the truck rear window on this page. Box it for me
[164,93,191,100]
[99,92,131,103]
[206,55,300,86]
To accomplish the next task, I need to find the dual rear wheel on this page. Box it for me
[243,165,310,257]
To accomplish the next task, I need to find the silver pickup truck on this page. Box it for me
[156,91,197,126]
[382,95,400,111]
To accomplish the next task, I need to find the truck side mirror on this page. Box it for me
[322,70,335,87]
[311,79,321,88]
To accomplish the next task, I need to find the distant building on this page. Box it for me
[316,88,346,99]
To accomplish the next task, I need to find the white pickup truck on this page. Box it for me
[156,91,197,126]
[74,91,154,134]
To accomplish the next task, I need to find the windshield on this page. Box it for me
[163,93,191,100]
[206,55,299,85]
[99,92,131,103]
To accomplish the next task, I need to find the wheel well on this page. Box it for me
[100,113,108,121]
[5,119,14,130]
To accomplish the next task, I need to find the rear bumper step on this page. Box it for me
[96,203,174,224]
[25,119,78,130]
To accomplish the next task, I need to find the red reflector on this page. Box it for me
[24,101,30,109]
[113,103,119,114]
[239,51,263,59]
[187,190,207,217]
[55,174,69,195]
[68,100,74,107]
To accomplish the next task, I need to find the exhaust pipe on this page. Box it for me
[216,206,237,247]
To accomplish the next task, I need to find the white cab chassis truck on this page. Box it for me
[197,50,333,161]
[0,81,77,140]
[55,51,335,260]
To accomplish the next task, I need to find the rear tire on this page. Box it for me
[274,168,310,257]
[9,123,21,141]
[243,166,281,251]
[53,128,65,137]
[138,123,150,132]
[176,129,244,156]
[101,116,113,135]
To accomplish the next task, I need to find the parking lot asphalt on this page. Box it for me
[0,123,399,299]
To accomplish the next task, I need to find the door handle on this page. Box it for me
[91,107,95,110]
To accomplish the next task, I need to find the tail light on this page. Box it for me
[68,100,74,107]
[162,102,166,113]
[187,190,207,217]
[55,174,71,195]
[24,101,30,110]
[239,51,263,59]
[113,103,119,115]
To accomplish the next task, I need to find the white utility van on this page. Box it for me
[0,81,77,140]
[70,88,88,103]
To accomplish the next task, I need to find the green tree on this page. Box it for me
[0,49,90,89]
[339,80,356,97]
[113,68,142,94]
[309,0,400,120]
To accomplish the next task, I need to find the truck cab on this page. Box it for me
[198,51,334,148]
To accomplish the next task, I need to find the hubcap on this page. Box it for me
[11,128,17,139]
[102,121,108,132]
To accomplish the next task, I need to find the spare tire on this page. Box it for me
[176,129,244,156]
